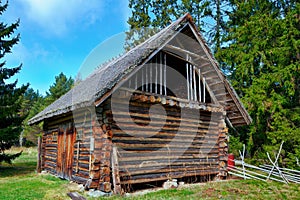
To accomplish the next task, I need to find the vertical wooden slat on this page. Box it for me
[189,60,193,101]
[76,141,80,173]
[193,66,197,101]
[203,77,206,102]
[37,136,42,173]
[164,53,167,95]
[142,68,144,91]
[186,56,190,101]
[135,73,137,90]
[150,62,152,93]
[145,65,148,92]
[155,56,158,94]
[112,146,121,194]
[198,68,201,102]
[160,52,163,95]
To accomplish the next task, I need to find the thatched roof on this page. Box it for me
[29,13,251,126]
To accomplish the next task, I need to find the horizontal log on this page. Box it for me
[112,109,220,126]
[116,87,223,111]
[44,161,56,168]
[112,128,217,139]
[112,133,219,143]
[112,136,219,145]
[44,156,56,162]
[72,175,89,184]
[119,157,219,167]
[114,145,219,153]
[119,165,219,177]
[44,167,57,174]
[117,149,219,156]
[112,118,218,131]
[45,144,57,148]
[114,142,218,149]
[113,98,215,114]
[76,163,89,170]
[113,97,222,115]
[119,160,219,170]
[120,170,219,184]
[73,167,90,176]
[117,152,219,161]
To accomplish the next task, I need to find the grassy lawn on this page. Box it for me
[1,147,300,199]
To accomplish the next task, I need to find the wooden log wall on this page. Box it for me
[89,102,113,192]
[41,109,93,186]
[41,128,59,175]
[109,93,224,190]
[70,109,93,187]
[41,106,113,192]
[218,119,228,177]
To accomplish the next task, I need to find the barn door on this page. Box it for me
[57,127,76,179]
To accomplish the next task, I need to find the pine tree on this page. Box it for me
[45,72,74,105]
[125,0,230,52]
[21,88,44,146]
[217,0,300,166]
[0,1,28,164]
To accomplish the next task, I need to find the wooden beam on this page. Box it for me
[142,67,144,91]
[37,136,42,173]
[160,52,163,95]
[164,53,167,95]
[203,77,206,103]
[186,55,190,101]
[146,64,148,92]
[193,65,197,101]
[150,62,152,92]
[189,60,193,101]
[112,146,121,194]
[165,44,210,62]
[198,68,201,102]
[155,56,158,94]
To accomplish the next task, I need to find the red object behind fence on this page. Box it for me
[228,154,235,170]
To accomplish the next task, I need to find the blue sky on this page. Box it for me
[3,0,130,95]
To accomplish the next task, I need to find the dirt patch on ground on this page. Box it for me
[227,188,248,195]
[202,188,216,197]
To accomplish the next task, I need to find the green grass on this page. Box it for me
[1,147,300,200]
[0,147,70,200]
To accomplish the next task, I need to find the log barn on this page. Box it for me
[29,13,251,194]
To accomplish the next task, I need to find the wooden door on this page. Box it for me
[57,128,76,179]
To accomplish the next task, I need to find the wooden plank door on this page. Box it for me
[65,128,76,179]
[57,128,76,179]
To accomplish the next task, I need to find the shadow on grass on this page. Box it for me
[0,161,37,178]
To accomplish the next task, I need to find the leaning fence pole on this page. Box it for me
[239,144,246,180]
[267,152,289,184]
[267,141,284,180]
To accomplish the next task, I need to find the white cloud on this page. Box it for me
[21,0,104,36]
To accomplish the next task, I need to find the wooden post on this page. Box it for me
[164,53,167,96]
[186,55,190,101]
[142,67,144,91]
[112,146,121,194]
[159,52,162,95]
[76,141,80,173]
[150,62,152,93]
[36,136,42,173]
[146,65,148,92]
[155,56,158,94]
[198,68,201,102]
[189,60,193,101]
[203,77,206,102]
[135,74,137,90]
[193,66,197,101]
